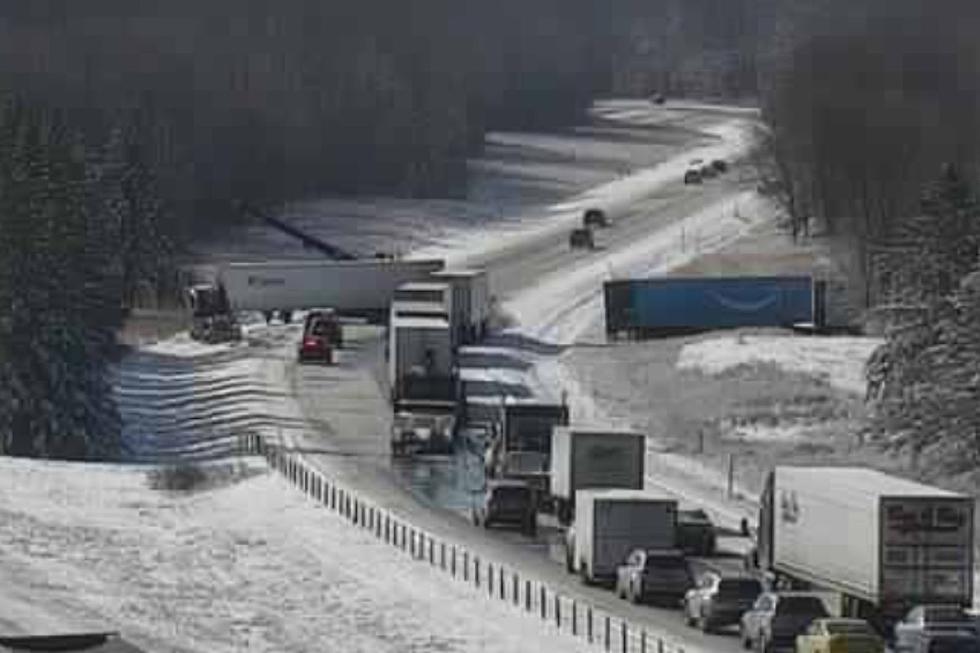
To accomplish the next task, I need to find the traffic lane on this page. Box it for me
[480,177,748,303]
[282,331,746,653]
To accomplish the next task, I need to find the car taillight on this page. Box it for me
[304,338,319,347]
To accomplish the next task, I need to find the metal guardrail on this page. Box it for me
[239,433,700,653]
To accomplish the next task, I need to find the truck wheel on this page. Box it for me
[699,614,712,633]
[578,563,591,586]
[685,604,696,628]
[629,581,641,604]
[565,548,575,573]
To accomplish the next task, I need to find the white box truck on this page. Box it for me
[430,268,490,344]
[572,489,678,584]
[755,466,975,623]
[550,426,645,524]
[208,258,445,325]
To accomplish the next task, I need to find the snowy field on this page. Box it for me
[676,334,884,396]
[0,457,591,653]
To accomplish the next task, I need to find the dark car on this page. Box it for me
[895,606,979,653]
[297,312,337,363]
[615,548,693,606]
[472,479,537,536]
[684,168,703,185]
[569,228,595,249]
[700,164,717,179]
[683,572,763,633]
[740,592,830,653]
[711,159,729,173]
[651,93,666,105]
[583,208,609,229]
[677,508,716,556]
[912,631,980,653]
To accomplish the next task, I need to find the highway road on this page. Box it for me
[264,104,761,652]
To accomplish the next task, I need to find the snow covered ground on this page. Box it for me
[676,334,884,396]
[0,457,592,652]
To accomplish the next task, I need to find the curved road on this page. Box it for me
[277,104,759,652]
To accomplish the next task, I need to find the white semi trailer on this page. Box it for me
[191,258,445,331]
[754,466,975,626]
[550,426,646,524]
[430,269,490,344]
[572,489,678,584]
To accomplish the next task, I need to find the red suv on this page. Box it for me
[297,312,338,364]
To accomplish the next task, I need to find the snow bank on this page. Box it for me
[676,335,884,395]
[0,457,590,653]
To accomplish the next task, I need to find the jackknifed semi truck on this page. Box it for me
[751,466,975,626]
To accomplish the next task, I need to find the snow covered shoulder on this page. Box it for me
[0,457,590,653]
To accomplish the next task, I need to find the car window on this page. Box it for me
[718,579,763,598]
[777,596,829,616]
[644,554,686,570]
[924,607,970,624]
[825,622,875,636]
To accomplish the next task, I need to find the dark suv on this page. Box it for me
[472,480,537,536]
[740,592,830,652]
[683,572,762,633]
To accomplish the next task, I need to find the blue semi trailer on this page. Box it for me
[603,275,825,337]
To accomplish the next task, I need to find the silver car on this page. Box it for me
[739,592,829,652]
[894,605,979,653]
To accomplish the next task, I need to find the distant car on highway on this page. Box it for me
[795,618,884,653]
[651,93,666,105]
[677,508,716,556]
[472,479,538,536]
[894,605,979,653]
[683,571,762,633]
[569,228,595,249]
[614,548,693,606]
[711,159,729,173]
[740,592,830,653]
[684,168,703,185]
[583,208,609,229]
[700,164,717,179]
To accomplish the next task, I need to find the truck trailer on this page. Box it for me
[603,275,821,338]
[190,258,444,334]
[754,466,975,627]
[550,426,646,524]
[430,268,490,345]
[572,489,678,584]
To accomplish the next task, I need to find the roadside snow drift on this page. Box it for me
[676,334,883,396]
[0,457,591,653]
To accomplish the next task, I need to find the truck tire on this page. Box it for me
[280,310,293,324]
[565,547,575,573]
[578,562,592,586]
[685,603,696,627]
[739,626,752,650]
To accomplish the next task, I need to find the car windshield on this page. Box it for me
[777,597,828,615]
[644,554,686,570]
[924,608,971,623]
[718,579,762,597]
[309,320,328,336]
[824,622,875,636]
[680,510,710,523]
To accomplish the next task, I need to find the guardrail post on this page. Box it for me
[488,563,493,596]
[641,630,646,653]
[429,539,435,565]
[540,586,546,619]
[463,552,469,581]
[622,621,627,653]
[384,516,390,543]
[587,607,593,643]
[605,615,611,651]
[525,580,531,612]
[474,556,480,588]
[572,601,577,636]
[451,546,457,576]
[657,637,663,653]
[555,594,560,628]
[499,567,504,600]
[513,574,519,606]
[440,542,446,570]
